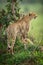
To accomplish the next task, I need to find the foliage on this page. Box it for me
[0,41,43,65]
[0,0,22,28]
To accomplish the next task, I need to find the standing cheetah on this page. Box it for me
[6,12,37,54]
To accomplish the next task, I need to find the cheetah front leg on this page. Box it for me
[23,33,34,45]
[22,33,33,50]
[21,33,28,50]
[25,38,34,45]
[22,37,27,50]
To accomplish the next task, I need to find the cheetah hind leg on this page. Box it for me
[11,39,16,55]
[7,41,11,54]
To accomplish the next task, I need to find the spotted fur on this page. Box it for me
[6,12,37,54]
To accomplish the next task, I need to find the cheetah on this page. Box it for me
[6,12,37,54]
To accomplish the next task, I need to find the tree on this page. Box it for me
[6,0,23,22]
[0,0,22,27]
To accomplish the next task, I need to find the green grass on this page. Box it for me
[0,41,43,65]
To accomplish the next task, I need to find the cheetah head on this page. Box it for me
[29,12,37,19]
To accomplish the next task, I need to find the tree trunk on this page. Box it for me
[11,0,16,20]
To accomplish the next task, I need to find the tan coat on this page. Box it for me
[6,12,37,54]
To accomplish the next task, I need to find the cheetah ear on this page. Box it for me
[29,13,32,16]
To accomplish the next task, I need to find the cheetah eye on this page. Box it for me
[29,13,32,16]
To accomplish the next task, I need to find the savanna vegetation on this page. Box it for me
[0,0,43,65]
